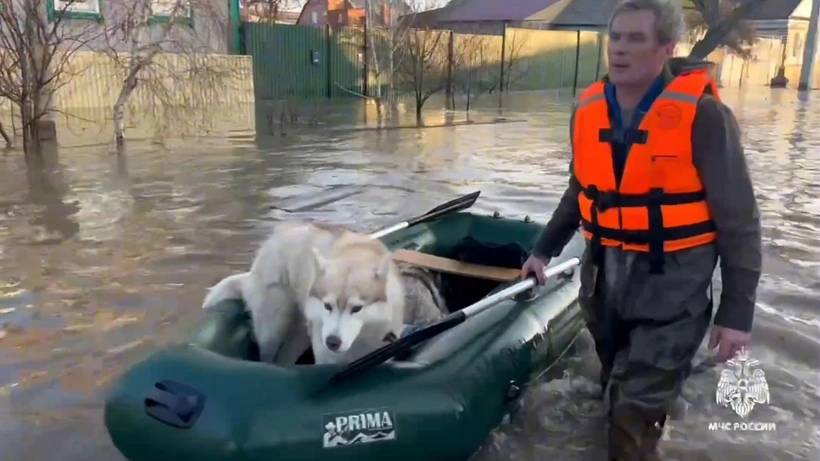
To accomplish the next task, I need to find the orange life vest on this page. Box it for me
[572,70,719,274]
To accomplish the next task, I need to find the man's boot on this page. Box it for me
[608,402,667,461]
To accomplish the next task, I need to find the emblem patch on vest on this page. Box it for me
[655,104,683,129]
[322,408,397,448]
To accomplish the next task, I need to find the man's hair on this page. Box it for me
[608,0,686,45]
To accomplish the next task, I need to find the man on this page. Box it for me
[520,0,761,459]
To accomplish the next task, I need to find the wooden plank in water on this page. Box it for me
[392,249,521,283]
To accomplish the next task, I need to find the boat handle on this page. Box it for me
[144,380,206,429]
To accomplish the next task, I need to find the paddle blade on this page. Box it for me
[328,312,466,385]
[406,191,480,227]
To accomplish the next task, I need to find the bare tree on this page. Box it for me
[0,0,100,157]
[687,0,765,60]
[243,0,296,23]
[394,26,448,125]
[500,28,528,92]
[452,34,498,114]
[450,28,526,113]
[102,0,236,150]
[357,0,446,125]
[363,4,404,124]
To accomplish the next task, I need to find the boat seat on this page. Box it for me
[392,249,521,283]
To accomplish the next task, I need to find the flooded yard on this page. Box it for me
[0,88,818,460]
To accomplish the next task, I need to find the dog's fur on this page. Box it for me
[202,221,445,365]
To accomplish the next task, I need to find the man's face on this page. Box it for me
[607,10,675,87]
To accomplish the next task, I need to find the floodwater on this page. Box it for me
[0,88,818,461]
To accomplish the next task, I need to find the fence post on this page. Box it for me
[446,30,454,110]
[572,30,581,97]
[499,22,507,107]
[229,0,243,54]
[595,31,603,81]
[363,22,369,96]
[326,24,332,99]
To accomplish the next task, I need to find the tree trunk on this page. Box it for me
[466,77,472,114]
[113,64,142,150]
[375,96,383,125]
[113,90,130,150]
[0,121,12,148]
[21,103,39,160]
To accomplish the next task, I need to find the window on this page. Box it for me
[49,0,102,20]
[312,11,318,24]
[151,0,192,18]
[54,0,100,14]
[148,0,194,26]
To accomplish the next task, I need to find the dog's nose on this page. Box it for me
[325,335,342,351]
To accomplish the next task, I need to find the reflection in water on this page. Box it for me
[23,144,80,243]
[0,88,818,460]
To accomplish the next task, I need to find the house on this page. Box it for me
[745,0,818,86]
[400,0,568,35]
[740,0,808,65]
[241,0,306,24]
[297,0,408,30]
[48,0,240,54]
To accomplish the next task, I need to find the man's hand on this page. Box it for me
[708,325,752,362]
[521,255,550,285]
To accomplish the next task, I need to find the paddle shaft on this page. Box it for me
[460,257,580,319]
[368,222,408,239]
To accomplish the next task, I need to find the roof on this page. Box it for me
[405,0,559,23]
[443,0,559,21]
[526,0,618,27]
[526,0,807,30]
[403,0,806,30]
[745,0,803,20]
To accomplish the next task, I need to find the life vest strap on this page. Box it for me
[648,188,664,274]
[580,219,716,245]
[598,128,648,145]
[582,187,707,212]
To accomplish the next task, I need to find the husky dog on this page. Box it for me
[304,232,409,364]
[202,221,412,365]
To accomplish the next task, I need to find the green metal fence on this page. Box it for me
[243,22,606,101]
[244,23,365,100]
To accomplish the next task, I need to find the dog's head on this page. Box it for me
[305,243,400,355]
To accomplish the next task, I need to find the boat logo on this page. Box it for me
[322,408,396,448]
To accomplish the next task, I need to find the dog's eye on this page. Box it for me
[324,302,333,312]
[350,305,363,314]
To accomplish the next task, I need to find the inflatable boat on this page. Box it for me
[104,193,586,461]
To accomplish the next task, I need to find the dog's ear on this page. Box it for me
[374,252,392,279]
[312,247,330,273]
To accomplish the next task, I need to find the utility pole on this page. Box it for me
[798,0,820,90]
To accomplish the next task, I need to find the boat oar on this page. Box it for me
[327,257,581,385]
[367,191,481,239]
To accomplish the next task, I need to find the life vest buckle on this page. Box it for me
[583,186,618,212]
